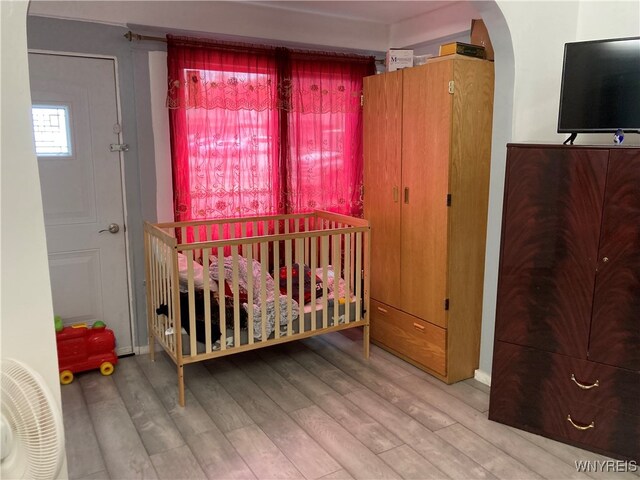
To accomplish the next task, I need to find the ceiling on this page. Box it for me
[27,1,477,53]
[246,1,455,24]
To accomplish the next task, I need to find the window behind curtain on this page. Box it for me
[286,58,368,215]
[183,69,279,219]
[168,41,280,222]
[167,36,374,223]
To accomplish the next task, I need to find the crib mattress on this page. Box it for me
[180,299,359,356]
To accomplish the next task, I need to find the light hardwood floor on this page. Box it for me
[61,329,638,480]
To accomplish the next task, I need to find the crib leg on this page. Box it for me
[177,363,185,407]
[149,334,155,362]
[363,325,370,359]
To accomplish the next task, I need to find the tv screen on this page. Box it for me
[558,36,640,133]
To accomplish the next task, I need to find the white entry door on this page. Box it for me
[29,53,133,355]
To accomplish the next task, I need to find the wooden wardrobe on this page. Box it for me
[363,55,494,383]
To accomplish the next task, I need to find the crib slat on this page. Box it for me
[159,242,166,349]
[241,223,247,257]
[344,233,351,325]
[260,242,268,342]
[186,250,197,357]
[295,235,304,266]
[304,217,310,266]
[171,248,185,406]
[285,239,293,337]
[273,223,280,339]
[159,240,170,351]
[296,237,304,334]
[194,226,201,263]
[356,232,363,322]
[217,246,226,351]
[350,232,356,293]
[231,246,241,348]
[321,235,329,329]
[252,222,259,260]
[245,243,254,346]
[332,234,341,328]
[202,246,212,354]
[167,245,175,354]
[310,236,317,331]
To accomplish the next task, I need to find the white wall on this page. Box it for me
[148,51,174,223]
[0,1,67,478]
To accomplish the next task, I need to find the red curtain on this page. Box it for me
[286,55,372,215]
[167,36,375,223]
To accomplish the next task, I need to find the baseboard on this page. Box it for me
[136,345,149,355]
[135,344,163,355]
[474,369,491,387]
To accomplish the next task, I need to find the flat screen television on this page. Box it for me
[558,36,640,134]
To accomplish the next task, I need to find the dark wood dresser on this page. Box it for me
[489,144,640,461]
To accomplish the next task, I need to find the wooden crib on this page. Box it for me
[144,211,370,406]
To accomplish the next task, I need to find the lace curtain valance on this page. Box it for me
[166,35,375,114]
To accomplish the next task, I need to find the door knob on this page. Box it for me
[99,223,120,234]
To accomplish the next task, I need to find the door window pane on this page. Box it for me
[32,105,72,156]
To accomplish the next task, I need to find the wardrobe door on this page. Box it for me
[363,71,403,306]
[400,61,452,328]
[495,147,608,357]
[589,150,640,371]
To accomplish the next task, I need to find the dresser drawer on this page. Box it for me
[552,401,639,461]
[490,341,639,415]
[490,341,640,460]
[555,354,639,416]
[370,299,446,375]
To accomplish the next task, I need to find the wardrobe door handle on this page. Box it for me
[567,415,595,431]
[393,186,399,203]
[571,374,599,390]
[404,187,409,204]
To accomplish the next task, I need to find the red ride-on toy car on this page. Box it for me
[55,320,118,384]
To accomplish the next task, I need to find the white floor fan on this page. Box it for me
[1,359,65,479]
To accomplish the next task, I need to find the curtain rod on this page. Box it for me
[123,30,385,64]
[124,31,166,43]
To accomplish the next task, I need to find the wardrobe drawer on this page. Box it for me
[370,299,446,375]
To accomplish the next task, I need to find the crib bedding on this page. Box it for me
[175,256,355,352]
[209,254,299,340]
[176,252,354,343]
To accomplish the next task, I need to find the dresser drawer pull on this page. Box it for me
[413,322,425,331]
[571,374,599,390]
[567,414,595,431]
[377,306,388,314]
